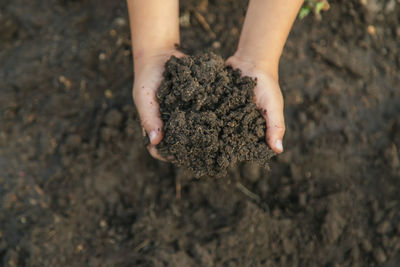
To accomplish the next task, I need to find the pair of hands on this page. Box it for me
[133,49,285,161]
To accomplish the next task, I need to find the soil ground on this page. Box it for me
[1,0,400,266]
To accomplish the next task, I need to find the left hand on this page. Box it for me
[133,49,186,161]
[226,55,285,153]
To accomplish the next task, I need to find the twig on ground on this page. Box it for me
[193,11,216,39]
[235,182,261,203]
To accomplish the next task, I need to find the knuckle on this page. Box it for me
[132,88,141,103]
[276,124,285,132]
[140,114,151,126]
[269,123,285,134]
[278,95,284,105]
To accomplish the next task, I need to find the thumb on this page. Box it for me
[133,88,163,145]
[265,109,285,153]
[256,87,285,154]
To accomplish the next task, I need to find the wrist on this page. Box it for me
[133,47,180,73]
[134,46,178,64]
[233,49,279,80]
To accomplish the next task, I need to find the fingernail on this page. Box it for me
[276,139,283,152]
[149,130,157,143]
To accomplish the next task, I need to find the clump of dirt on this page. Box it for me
[157,53,275,177]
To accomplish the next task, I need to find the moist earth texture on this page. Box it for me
[1,0,400,266]
[157,53,274,177]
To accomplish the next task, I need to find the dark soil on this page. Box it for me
[1,0,400,266]
[157,53,274,177]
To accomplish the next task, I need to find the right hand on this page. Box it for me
[226,54,285,154]
[133,49,185,161]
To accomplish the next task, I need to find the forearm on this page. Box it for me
[235,0,303,77]
[127,0,180,66]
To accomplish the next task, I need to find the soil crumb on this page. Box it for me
[157,53,275,177]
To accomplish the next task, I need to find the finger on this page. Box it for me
[225,56,256,75]
[225,56,244,71]
[133,88,163,145]
[225,57,236,68]
[257,89,285,154]
[147,144,168,162]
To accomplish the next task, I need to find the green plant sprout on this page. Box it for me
[299,0,330,19]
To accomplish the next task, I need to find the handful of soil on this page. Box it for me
[157,53,275,177]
